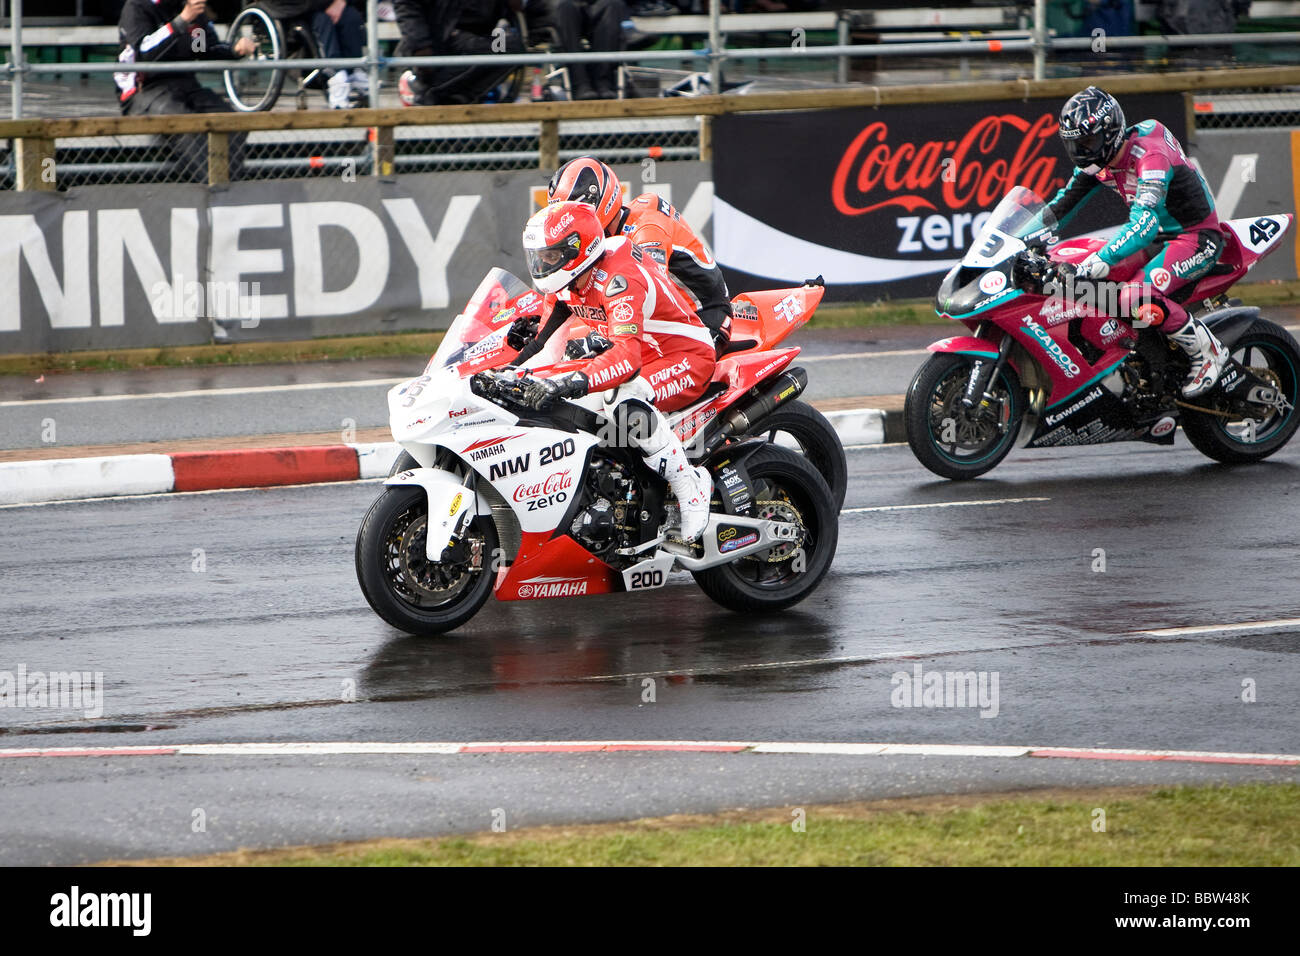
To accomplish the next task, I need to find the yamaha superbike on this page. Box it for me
[905,186,1300,479]
[354,269,839,635]
[384,271,848,510]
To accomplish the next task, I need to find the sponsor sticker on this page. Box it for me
[720,532,759,554]
[609,300,636,324]
[1150,267,1172,291]
[449,492,463,515]
[978,271,1006,295]
[546,211,575,242]
[1150,416,1176,438]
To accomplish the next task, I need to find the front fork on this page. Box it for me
[961,332,1014,428]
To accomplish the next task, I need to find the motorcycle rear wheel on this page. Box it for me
[692,445,838,613]
[1181,321,1300,464]
[747,400,848,510]
[355,485,497,635]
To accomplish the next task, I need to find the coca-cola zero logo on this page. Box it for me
[831,113,1067,216]
[512,469,575,502]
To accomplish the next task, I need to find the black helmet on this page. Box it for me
[1059,87,1127,171]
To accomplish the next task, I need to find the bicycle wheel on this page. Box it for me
[224,7,285,112]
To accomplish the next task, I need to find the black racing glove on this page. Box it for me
[521,371,589,410]
[506,315,541,352]
[564,332,613,360]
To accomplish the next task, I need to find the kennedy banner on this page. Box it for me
[0,163,713,355]
[713,94,1187,300]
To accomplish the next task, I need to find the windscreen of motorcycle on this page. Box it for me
[428,269,541,372]
[961,186,1056,269]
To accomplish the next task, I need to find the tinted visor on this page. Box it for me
[1066,130,1107,167]
[525,233,581,280]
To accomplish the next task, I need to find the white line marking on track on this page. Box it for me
[1,741,1294,765]
[0,477,383,510]
[801,348,928,362]
[1131,617,1300,637]
[842,496,1049,514]
[0,378,403,408]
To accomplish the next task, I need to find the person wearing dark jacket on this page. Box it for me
[116,0,254,181]
[523,0,627,99]
[393,0,524,105]
[256,0,368,107]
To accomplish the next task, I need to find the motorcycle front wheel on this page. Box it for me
[355,485,498,635]
[692,445,838,613]
[905,352,1025,480]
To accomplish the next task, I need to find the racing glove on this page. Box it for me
[1075,254,1110,280]
[521,371,589,410]
[564,332,613,360]
[506,315,541,351]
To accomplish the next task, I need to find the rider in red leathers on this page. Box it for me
[514,201,716,541]
[546,157,734,352]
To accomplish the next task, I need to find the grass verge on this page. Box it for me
[110,783,1300,867]
[8,278,1300,379]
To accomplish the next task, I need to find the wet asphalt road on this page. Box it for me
[2,436,1299,863]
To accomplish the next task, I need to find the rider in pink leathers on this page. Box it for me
[1048,86,1228,398]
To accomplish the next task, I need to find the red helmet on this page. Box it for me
[547,157,623,233]
[522,201,606,295]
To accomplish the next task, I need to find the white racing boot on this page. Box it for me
[608,380,713,541]
[644,429,712,542]
[1169,316,1228,398]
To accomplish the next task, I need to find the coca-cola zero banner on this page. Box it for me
[713,94,1186,300]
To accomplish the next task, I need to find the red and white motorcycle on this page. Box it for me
[354,269,839,635]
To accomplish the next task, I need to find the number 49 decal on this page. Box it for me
[1249,217,1281,247]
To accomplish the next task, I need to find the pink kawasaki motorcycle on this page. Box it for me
[905,186,1300,479]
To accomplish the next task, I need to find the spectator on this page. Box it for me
[258,0,369,108]
[116,0,254,182]
[394,0,525,105]
[524,0,629,99]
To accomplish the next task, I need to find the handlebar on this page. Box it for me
[471,369,529,407]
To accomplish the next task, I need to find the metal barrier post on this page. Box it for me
[10,0,23,119]
[837,13,849,85]
[367,0,380,108]
[1033,0,1047,81]
[708,0,722,94]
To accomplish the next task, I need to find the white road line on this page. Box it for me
[842,496,1050,514]
[0,476,383,510]
[1132,617,1300,637]
[802,348,928,362]
[2,741,1294,765]
[0,378,403,408]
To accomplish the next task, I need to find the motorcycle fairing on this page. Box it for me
[494,531,620,602]
[670,348,800,445]
[729,284,825,351]
[383,467,492,558]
